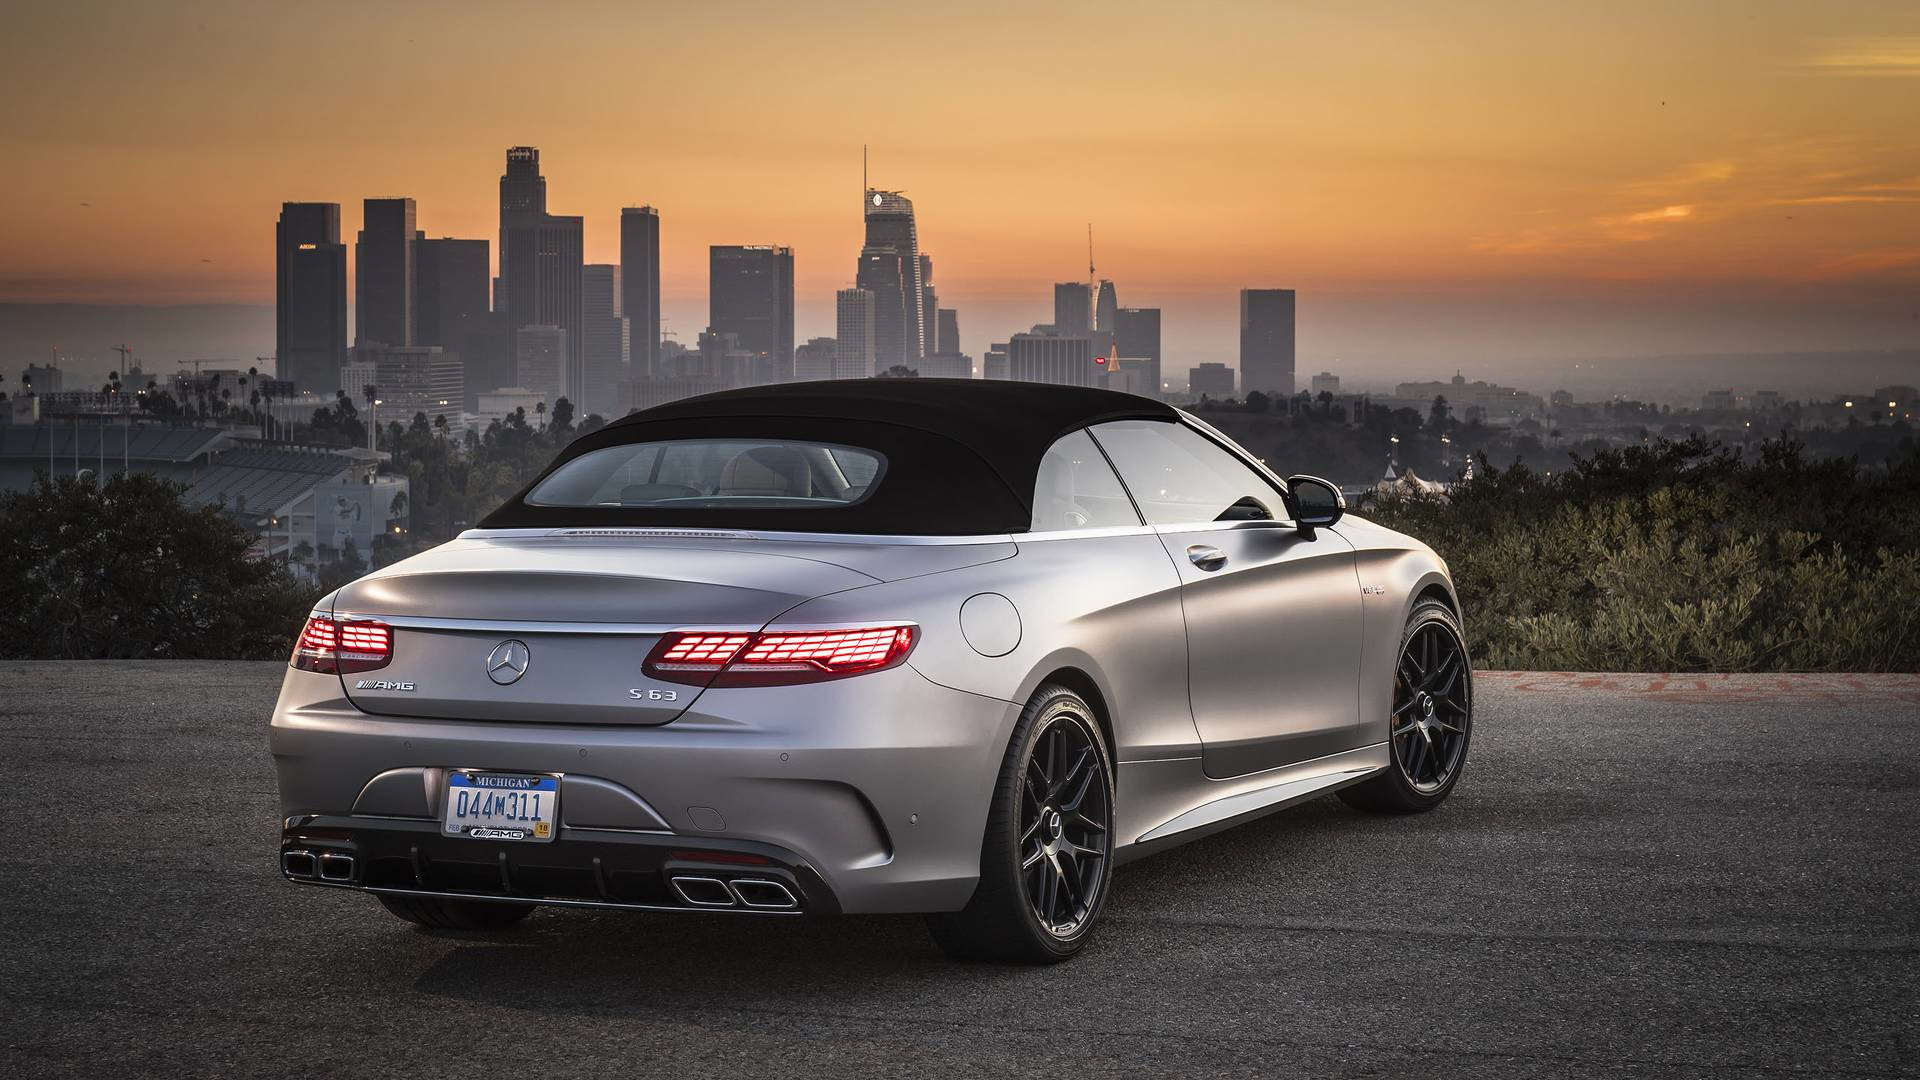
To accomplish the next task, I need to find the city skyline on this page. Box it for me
[3,2,1916,375]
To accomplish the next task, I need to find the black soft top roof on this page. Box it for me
[478,380,1179,535]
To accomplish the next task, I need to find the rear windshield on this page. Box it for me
[524,439,886,510]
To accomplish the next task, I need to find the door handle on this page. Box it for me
[1186,544,1228,571]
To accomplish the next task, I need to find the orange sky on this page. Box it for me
[3,0,1917,369]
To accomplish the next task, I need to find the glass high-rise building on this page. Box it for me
[1054,282,1092,338]
[276,202,347,396]
[834,287,877,380]
[860,190,926,364]
[1239,288,1297,397]
[582,264,629,417]
[709,245,795,383]
[414,237,493,409]
[1113,307,1162,397]
[356,197,415,347]
[620,207,661,380]
[498,146,546,287]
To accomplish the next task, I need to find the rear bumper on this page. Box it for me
[270,663,1021,915]
[280,816,836,915]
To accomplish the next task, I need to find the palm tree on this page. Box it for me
[534,401,547,429]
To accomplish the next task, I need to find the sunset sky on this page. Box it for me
[3,0,1917,375]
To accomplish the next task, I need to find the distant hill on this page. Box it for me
[0,304,275,385]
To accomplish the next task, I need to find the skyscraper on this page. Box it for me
[709,245,795,383]
[1054,282,1092,337]
[936,308,960,357]
[497,145,546,290]
[497,147,583,402]
[515,325,568,408]
[1094,279,1118,338]
[861,190,926,363]
[1239,288,1297,397]
[355,197,415,347]
[414,237,494,409]
[918,254,937,359]
[582,264,629,417]
[276,202,347,395]
[856,245,907,369]
[620,206,661,380]
[1113,306,1162,397]
[835,288,877,380]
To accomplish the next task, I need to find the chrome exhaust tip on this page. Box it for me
[317,852,357,883]
[282,849,318,880]
[728,878,799,910]
[669,875,737,907]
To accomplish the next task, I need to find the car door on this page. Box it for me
[1088,418,1365,779]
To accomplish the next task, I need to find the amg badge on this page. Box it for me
[354,679,415,691]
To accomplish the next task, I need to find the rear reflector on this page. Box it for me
[292,616,393,675]
[644,625,916,687]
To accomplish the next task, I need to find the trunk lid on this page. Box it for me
[333,533,883,724]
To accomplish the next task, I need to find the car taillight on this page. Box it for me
[643,625,916,687]
[291,615,393,675]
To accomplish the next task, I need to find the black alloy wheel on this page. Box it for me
[1341,598,1473,814]
[1018,710,1111,937]
[928,685,1116,963]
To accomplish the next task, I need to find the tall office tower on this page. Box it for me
[1094,279,1118,338]
[1112,306,1162,396]
[355,198,416,347]
[1239,288,1297,397]
[936,308,960,357]
[834,288,877,380]
[503,211,583,400]
[709,245,795,384]
[1053,282,1092,337]
[793,337,839,382]
[514,325,568,408]
[863,190,926,358]
[620,206,661,379]
[498,146,546,292]
[415,237,494,409]
[581,264,629,417]
[918,254,937,358]
[1008,332,1095,387]
[855,245,907,368]
[276,202,347,395]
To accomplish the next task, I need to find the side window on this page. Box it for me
[1029,429,1143,532]
[1088,420,1287,526]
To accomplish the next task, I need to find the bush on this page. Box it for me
[1368,437,1920,671]
[0,473,320,660]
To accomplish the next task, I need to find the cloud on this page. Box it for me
[1803,36,1920,77]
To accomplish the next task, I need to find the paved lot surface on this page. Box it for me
[2,663,1916,1079]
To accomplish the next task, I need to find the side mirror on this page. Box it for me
[1284,474,1345,537]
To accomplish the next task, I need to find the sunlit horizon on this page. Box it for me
[4,0,1917,373]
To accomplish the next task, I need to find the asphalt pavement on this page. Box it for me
[2,663,1916,1079]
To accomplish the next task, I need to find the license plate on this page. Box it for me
[443,772,559,842]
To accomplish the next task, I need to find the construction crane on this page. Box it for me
[111,344,132,377]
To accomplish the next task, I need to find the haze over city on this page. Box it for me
[4,0,1917,397]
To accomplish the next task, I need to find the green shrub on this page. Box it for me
[1369,438,1920,671]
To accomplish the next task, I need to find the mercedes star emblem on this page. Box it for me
[486,640,531,685]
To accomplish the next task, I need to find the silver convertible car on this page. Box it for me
[273,380,1471,962]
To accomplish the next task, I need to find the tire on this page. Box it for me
[376,893,536,931]
[927,684,1116,963]
[1340,598,1473,815]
